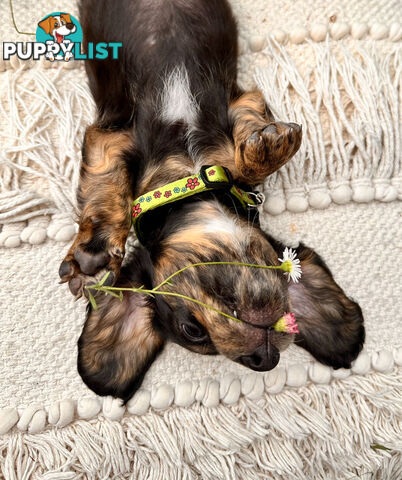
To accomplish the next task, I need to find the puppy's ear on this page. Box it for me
[77,249,164,402]
[60,13,72,24]
[288,244,365,369]
[38,17,52,34]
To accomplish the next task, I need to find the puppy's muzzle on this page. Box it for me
[235,310,283,371]
[238,342,280,371]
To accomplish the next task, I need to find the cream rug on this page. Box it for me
[0,0,401,478]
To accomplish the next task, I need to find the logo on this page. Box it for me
[36,12,82,62]
[3,11,122,62]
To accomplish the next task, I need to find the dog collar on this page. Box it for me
[132,165,263,244]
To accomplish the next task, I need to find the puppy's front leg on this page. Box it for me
[59,125,134,297]
[229,90,302,184]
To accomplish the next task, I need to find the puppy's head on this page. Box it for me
[78,198,364,402]
[149,199,293,370]
[38,13,76,40]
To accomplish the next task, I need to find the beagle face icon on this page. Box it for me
[38,13,77,43]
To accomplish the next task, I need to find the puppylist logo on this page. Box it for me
[3,9,122,62]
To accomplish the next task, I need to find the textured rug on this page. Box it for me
[0,0,401,479]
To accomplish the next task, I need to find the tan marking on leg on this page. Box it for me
[60,124,135,295]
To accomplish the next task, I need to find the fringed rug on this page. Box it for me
[0,0,401,478]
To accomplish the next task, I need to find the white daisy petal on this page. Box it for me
[278,248,302,283]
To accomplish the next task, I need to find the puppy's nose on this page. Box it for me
[66,22,75,30]
[238,343,280,371]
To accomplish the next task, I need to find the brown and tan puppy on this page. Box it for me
[59,0,364,402]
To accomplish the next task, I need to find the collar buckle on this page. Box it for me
[246,192,265,207]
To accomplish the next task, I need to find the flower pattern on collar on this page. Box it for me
[133,203,142,218]
[186,177,200,190]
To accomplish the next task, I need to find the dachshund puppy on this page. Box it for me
[59,0,364,402]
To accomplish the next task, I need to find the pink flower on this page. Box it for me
[164,190,172,198]
[154,191,162,199]
[283,312,299,334]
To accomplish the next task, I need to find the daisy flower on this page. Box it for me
[273,312,299,334]
[278,247,302,283]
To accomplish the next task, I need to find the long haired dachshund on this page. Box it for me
[59,0,364,402]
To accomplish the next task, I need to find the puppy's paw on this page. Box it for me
[262,121,302,162]
[59,222,126,298]
[237,121,302,182]
[59,261,116,298]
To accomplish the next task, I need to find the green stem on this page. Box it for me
[87,285,242,323]
[153,261,282,291]
[9,0,35,35]
[87,260,288,324]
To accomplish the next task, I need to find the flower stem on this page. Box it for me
[87,284,242,323]
[86,259,291,325]
[153,261,282,291]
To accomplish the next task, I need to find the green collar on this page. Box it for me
[132,165,263,244]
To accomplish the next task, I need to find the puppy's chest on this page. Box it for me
[136,66,230,194]
[159,66,200,131]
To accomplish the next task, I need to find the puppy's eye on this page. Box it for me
[54,22,59,27]
[180,319,208,343]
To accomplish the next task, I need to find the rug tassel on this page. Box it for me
[1,369,400,479]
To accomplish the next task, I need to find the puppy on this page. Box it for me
[59,0,364,402]
[38,13,76,43]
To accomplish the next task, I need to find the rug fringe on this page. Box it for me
[0,368,401,479]
[0,65,93,224]
[255,40,401,215]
